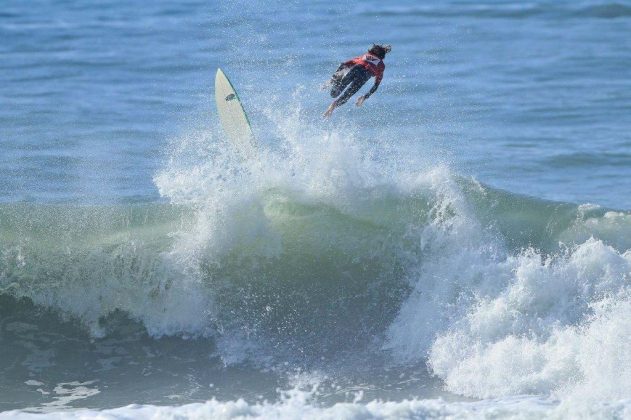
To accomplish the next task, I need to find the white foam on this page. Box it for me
[557,204,631,251]
[3,392,630,419]
[374,158,631,410]
[425,239,631,398]
[384,184,631,405]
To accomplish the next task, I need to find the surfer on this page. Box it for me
[323,44,391,118]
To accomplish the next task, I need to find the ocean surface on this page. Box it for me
[2,0,631,418]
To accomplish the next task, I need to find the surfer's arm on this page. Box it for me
[356,77,380,107]
[357,78,380,105]
[364,79,380,99]
[362,64,384,101]
[358,62,384,105]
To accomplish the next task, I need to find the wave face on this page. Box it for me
[2,117,631,415]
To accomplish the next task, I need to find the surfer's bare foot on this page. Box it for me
[323,103,336,118]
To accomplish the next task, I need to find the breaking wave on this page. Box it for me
[2,113,631,416]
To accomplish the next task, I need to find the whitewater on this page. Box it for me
[2,0,631,418]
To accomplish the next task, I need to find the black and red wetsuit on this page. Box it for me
[330,53,385,106]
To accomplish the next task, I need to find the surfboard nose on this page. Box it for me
[214,68,257,161]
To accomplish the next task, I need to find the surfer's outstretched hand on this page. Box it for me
[356,95,367,107]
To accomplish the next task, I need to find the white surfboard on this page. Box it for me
[214,68,257,160]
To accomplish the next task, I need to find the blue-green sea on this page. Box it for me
[2,1,631,418]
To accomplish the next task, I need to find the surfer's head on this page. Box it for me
[369,44,391,59]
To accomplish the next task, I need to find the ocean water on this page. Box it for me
[2,0,631,418]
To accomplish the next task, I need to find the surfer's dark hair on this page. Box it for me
[368,44,391,59]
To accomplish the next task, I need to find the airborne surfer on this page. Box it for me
[323,44,391,118]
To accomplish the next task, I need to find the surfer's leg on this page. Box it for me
[330,65,361,98]
[325,66,370,117]
[329,73,345,97]
[324,101,337,117]
[329,64,352,96]
[334,68,371,106]
[329,69,346,97]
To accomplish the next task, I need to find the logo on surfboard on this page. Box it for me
[225,93,236,101]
